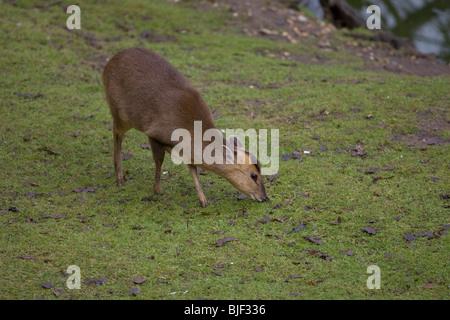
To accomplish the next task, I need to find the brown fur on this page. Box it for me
[102,48,267,206]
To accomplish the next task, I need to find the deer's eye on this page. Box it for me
[251,173,258,182]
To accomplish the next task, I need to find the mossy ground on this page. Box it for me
[0,0,448,300]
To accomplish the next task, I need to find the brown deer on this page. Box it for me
[102,48,267,207]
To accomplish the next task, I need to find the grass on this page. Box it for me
[0,0,449,300]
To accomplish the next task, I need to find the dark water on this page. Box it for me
[301,0,450,63]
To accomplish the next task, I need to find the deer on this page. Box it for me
[102,48,267,207]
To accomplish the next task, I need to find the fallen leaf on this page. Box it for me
[84,278,108,286]
[260,28,277,36]
[291,151,302,160]
[413,231,435,239]
[318,253,332,261]
[141,196,158,202]
[38,147,61,155]
[15,92,44,99]
[41,213,69,219]
[128,288,140,296]
[265,234,282,239]
[307,249,333,261]
[19,255,35,260]
[237,194,247,200]
[332,216,342,225]
[24,192,36,199]
[215,236,234,247]
[404,233,416,242]
[289,222,306,233]
[72,186,98,193]
[305,279,324,286]
[423,283,434,289]
[39,230,55,234]
[363,225,378,235]
[339,249,354,256]
[271,217,289,222]
[303,235,323,245]
[351,141,367,157]
[102,223,116,228]
[259,216,271,223]
[364,167,379,174]
[133,277,147,284]
[372,175,394,184]
[122,151,133,160]
[41,282,54,289]
[53,288,63,297]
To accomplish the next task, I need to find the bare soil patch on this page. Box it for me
[215,0,450,76]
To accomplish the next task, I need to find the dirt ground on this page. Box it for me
[213,0,450,76]
[208,0,448,146]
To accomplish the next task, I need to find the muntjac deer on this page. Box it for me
[102,48,267,207]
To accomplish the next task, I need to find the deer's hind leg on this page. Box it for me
[113,122,128,187]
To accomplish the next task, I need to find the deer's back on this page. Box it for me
[103,48,215,146]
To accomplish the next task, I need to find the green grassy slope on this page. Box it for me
[0,0,448,299]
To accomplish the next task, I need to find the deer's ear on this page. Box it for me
[229,136,243,151]
[223,145,235,164]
